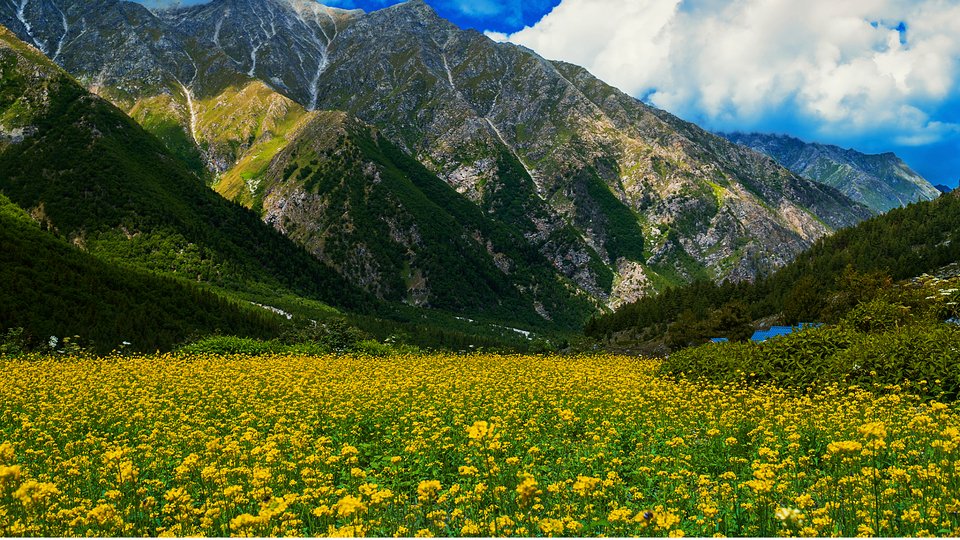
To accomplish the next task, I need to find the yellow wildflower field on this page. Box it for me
[1,353,959,537]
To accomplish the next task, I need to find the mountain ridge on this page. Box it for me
[722,131,940,213]
[0,24,369,313]
[0,0,873,313]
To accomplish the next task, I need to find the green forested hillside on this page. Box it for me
[0,25,366,312]
[246,112,596,328]
[0,194,281,352]
[587,191,960,346]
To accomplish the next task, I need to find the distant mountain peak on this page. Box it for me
[722,132,940,213]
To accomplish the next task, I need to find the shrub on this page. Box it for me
[281,319,368,352]
[177,336,283,356]
[832,323,960,399]
[0,327,27,357]
[661,321,960,400]
[840,298,911,333]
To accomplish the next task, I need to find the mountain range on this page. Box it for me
[722,132,941,213]
[1,0,883,329]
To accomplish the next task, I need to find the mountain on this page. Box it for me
[587,189,960,348]
[0,24,366,315]
[0,0,872,312]
[0,191,281,353]
[722,132,941,213]
[936,184,953,194]
[241,109,597,326]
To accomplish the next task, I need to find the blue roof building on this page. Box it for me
[750,323,822,343]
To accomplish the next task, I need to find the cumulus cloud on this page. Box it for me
[489,0,960,147]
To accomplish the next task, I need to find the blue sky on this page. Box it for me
[320,0,559,33]
[137,0,960,187]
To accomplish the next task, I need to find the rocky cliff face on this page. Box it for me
[250,110,597,325]
[723,132,941,213]
[1,0,873,313]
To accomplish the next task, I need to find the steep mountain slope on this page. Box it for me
[0,192,281,353]
[723,132,941,213]
[588,189,960,346]
[298,1,870,300]
[0,25,365,311]
[250,110,596,326]
[160,0,360,109]
[1,0,872,310]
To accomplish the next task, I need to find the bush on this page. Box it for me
[840,298,911,333]
[0,327,27,357]
[660,322,960,400]
[281,319,368,352]
[177,336,283,356]
[661,340,761,381]
[833,323,960,399]
[661,325,856,387]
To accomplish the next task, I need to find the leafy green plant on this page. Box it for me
[177,336,284,356]
[0,327,26,357]
[840,298,911,333]
[661,321,960,400]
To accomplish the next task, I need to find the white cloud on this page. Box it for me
[488,0,960,146]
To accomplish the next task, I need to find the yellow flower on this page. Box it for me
[328,523,366,537]
[515,474,540,504]
[370,489,393,505]
[826,440,863,455]
[858,422,887,439]
[13,480,60,507]
[460,520,481,535]
[654,510,681,531]
[86,504,120,526]
[466,421,493,440]
[333,495,367,518]
[0,442,14,464]
[539,518,566,536]
[417,480,442,502]
[117,461,138,483]
[0,464,22,485]
[775,507,803,526]
[572,475,601,496]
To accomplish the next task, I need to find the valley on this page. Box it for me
[2,2,960,538]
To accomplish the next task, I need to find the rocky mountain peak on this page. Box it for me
[0,0,874,311]
[723,132,940,213]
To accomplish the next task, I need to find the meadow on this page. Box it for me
[1,353,959,537]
